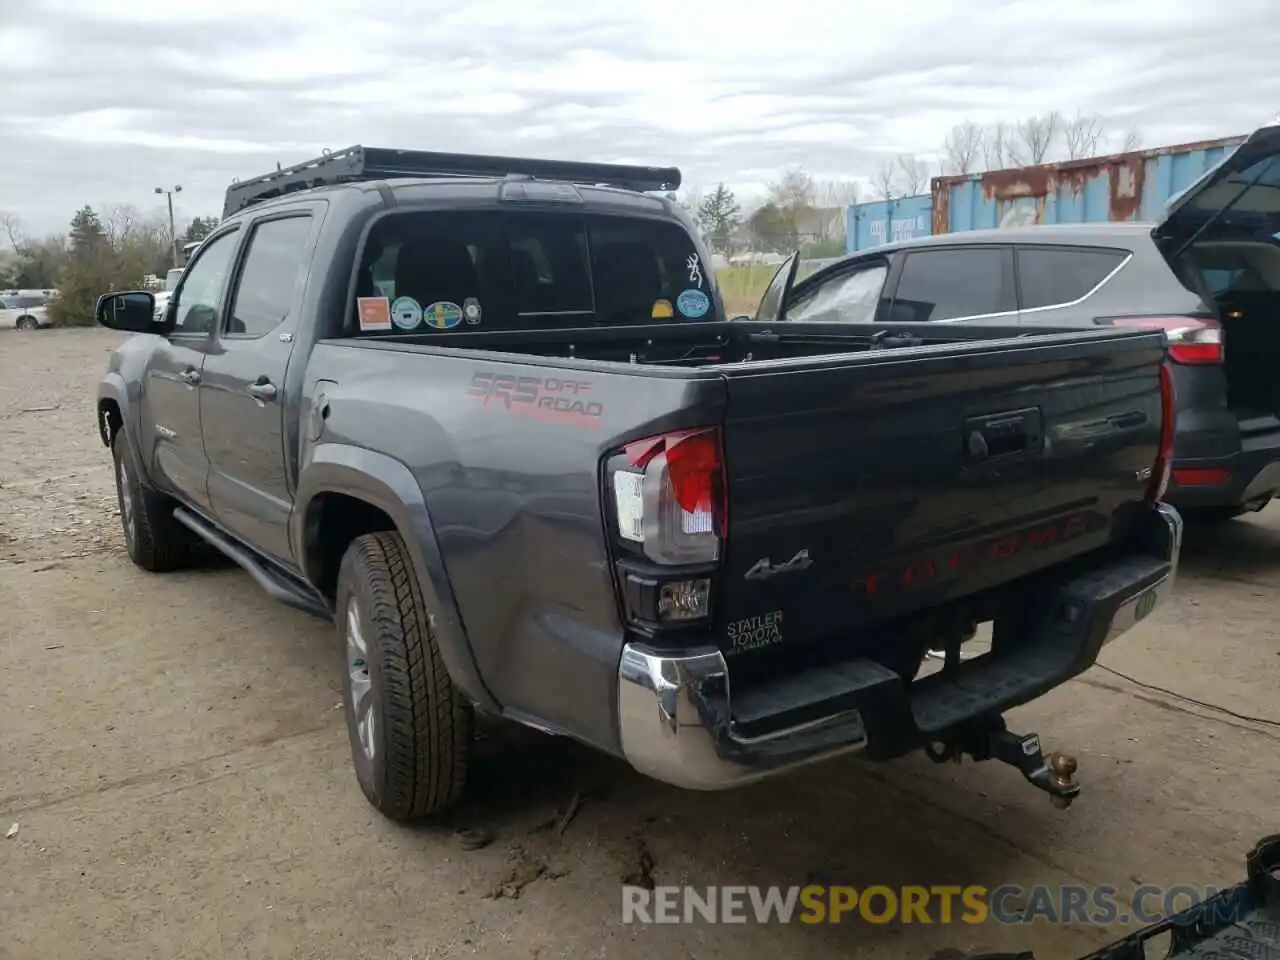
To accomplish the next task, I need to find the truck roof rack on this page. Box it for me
[222,145,682,218]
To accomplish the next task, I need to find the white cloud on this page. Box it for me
[1,0,1278,233]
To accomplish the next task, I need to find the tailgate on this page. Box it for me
[716,329,1168,653]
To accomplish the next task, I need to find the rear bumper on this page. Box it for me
[1168,417,1280,510]
[616,503,1183,791]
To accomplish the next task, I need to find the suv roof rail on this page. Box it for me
[221,145,682,218]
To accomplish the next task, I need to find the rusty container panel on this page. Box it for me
[845,195,932,253]
[930,134,1247,236]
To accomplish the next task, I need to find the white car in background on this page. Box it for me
[152,267,185,321]
[0,291,55,330]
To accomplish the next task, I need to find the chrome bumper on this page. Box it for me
[616,502,1183,792]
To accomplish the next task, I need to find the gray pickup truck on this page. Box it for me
[95,146,1182,826]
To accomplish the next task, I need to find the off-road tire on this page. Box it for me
[336,531,472,821]
[112,432,192,572]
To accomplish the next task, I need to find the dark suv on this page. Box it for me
[776,122,1280,519]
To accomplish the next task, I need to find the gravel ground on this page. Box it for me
[2,326,1278,960]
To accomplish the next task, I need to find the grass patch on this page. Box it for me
[716,265,776,317]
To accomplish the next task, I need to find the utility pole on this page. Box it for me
[155,184,182,267]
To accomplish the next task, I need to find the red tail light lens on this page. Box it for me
[1148,362,1176,503]
[614,427,725,565]
[1172,467,1231,487]
[1101,316,1223,365]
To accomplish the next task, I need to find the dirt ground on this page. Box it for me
[2,327,1277,960]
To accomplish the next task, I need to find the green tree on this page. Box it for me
[50,205,117,326]
[746,170,816,253]
[68,205,107,264]
[182,216,218,245]
[695,184,741,254]
[747,203,796,254]
[9,235,67,288]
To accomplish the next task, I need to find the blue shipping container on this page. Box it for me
[845,195,933,253]
[931,134,1247,235]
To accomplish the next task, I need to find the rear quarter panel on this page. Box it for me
[299,341,725,752]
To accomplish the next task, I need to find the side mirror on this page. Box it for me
[96,291,159,333]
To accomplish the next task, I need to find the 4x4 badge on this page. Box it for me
[745,549,813,581]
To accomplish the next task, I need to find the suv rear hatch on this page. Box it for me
[1151,119,1280,418]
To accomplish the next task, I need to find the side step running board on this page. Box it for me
[172,507,333,622]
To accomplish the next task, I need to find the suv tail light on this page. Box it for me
[606,427,726,627]
[1100,316,1223,365]
[1147,362,1176,503]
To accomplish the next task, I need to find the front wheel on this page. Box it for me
[112,433,192,571]
[335,531,472,820]
[15,315,38,331]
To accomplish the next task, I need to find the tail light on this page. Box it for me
[1171,466,1231,487]
[606,427,726,627]
[1147,362,1176,503]
[1100,316,1223,365]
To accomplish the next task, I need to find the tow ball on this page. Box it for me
[925,719,1081,809]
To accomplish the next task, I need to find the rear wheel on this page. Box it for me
[15,315,38,331]
[336,531,472,820]
[112,433,193,571]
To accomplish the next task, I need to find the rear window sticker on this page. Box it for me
[357,296,392,332]
[676,288,710,319]
[423,300,464,330]
[686,253,704,288]
[391,296,423,330]
[651,298,674,320]
[463,297,482,325]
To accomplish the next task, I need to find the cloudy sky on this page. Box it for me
[2,0,1278,236]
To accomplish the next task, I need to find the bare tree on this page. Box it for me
[982,121,1009,171]
[895,154,931,196]
[768,168,815,210]
[1119,126,1143,152]
[943,121,985,174]
[0,211,23,253]
[1008,111,1063,165]
[676,186,704,227]
[1063,111,1106,160]
[103,204,143,247]
[814,178,861,209]
[873,159,899,202]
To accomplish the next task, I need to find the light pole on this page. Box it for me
[155,184,182,267]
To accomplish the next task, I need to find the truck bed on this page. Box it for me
[355,318,1102,368]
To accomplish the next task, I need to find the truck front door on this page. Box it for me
[139,227,242,510]
[200,211,318,567]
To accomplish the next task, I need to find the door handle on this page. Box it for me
[963,407,1044,462]
[179,368,201,386]
[248,378,278,402]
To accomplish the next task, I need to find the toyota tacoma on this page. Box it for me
[95,146,1182,821]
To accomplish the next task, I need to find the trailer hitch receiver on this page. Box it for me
[927,719,1081,809]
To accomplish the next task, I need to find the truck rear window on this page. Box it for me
[350,210,714,334]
